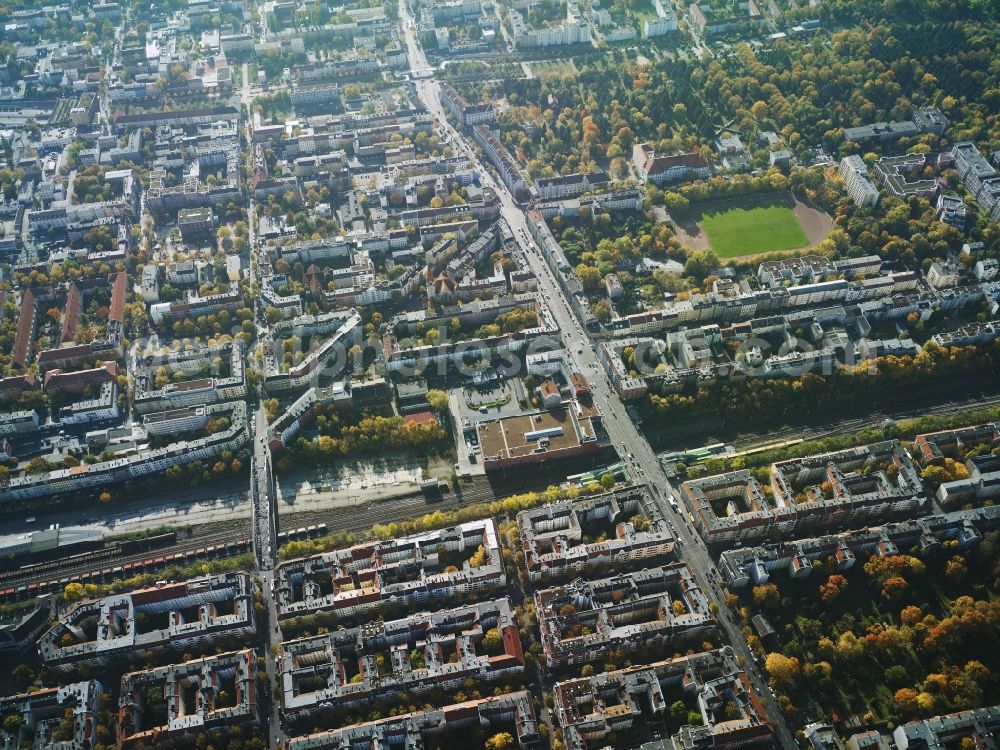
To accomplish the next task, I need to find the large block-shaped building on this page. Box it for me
[535,564,715,670]
[280,599,523,717]
[553,648,771,750]
[285,691,539,750]
[0,681,103,750]
[517,485,674,582]
[681,441,923,546]
[39,573,256,671]
[118,649,258,748]
[717,504,1000,588]
[274,519,505,620]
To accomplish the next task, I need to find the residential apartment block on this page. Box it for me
[266,378,390,450]
[894,705,1000,750]
[873,154,938,198]
[932,321,1000,348]
[263,309,364,393]
[280,599,523,717]
[439,83,494,127]
[509,1,591,48]
[632,144,711,186]
[473,124,527,195]
[39,573,256,671]
[535,564,715,669]
[937,193,967,229]
[643,0,678,36]
[839,155,880,207]
[535,171,611,200]
[688,0,763,35]
[142,405,209,436]
[274,519,505,620]
[685,441,922,546]
[517,484,674,582]
[1,400,249,501]
[534,187,643,219]
[0,681,103,750]
[285,691,539,750]
[717,503,1000,588]
[149,282,243,324]
[912,422,1000,505]
[118,650,258,748]
[757,254,882,288]
[951,142,1000,221]
[842,107,949,143]
[383,294,558,377]
[133,341,246,413]
[554,648,771,750]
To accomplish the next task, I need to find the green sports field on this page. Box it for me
[699,204,810,258]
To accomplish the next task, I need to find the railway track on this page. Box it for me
[0,525,254,599]
[2,546,125,582]
[3,455,602,598]
[275,470,569,538]
[729,392,1000,453]
[276,476,506,535]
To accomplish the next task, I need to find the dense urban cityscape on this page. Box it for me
[0,0,997,749]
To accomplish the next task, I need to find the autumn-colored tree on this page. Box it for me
[591,299,610,323]
[895,687,919,716]
[576,264,602,291]
[803,660,832,683]
[468,545,489,567]
[900,605,923,627]
[63,582,85,602]
[944,555,967,583]
[482,628,503,655]
[864,554,925,585]
[485,732,515,750]
[819,574,848,603]
[752,583,780,610]
[764,653,800,685]
[427,389,449,413]
[921,459,969,487]
[881,576,909,602]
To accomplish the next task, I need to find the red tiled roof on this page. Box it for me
[109,271,127,324]
[0,372,39,399]
[12,290,37,369]
[403,411,438,427]
[37,343,93,367]
[61,283,82,343]
[539,380,560,398]
[569,372,590,394]
[433,271,457,294]
[644,151,709,175]
[43,361,119,394]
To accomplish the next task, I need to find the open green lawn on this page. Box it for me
[530,59,577,78]
[699,204,809,257]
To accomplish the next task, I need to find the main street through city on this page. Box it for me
[241,63,286,748]
[399,7,797,748]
